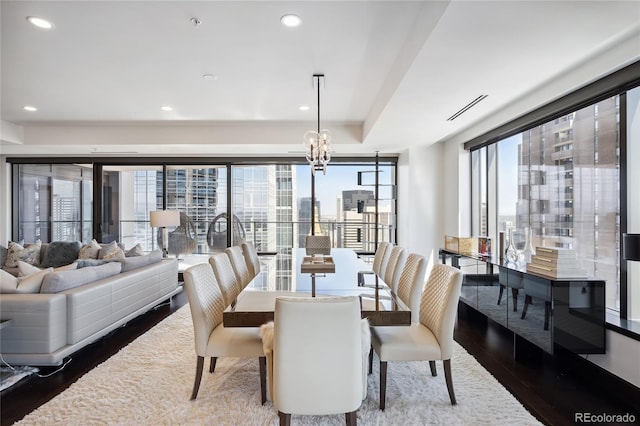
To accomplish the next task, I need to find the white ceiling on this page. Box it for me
[1,0,639,157]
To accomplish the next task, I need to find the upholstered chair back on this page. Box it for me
[209,253,243,307]
[305,235,331,256]
[396,253,427,323]
[241,241,261,279]
[419,264,463,359]
[225,245,252,289]
[273,296,363,417]
[383,246,407,292]
[372,242,392,277]
[183,264,225,357]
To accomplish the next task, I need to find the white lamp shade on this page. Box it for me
[150,210,180,227]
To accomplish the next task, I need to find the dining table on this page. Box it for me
[222,248,411,327]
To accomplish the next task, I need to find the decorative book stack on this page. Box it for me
[526,246,587,279]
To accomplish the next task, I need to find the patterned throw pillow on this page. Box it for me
[4,240,42,268]
[99,241,125,260]
[125,243,144,257]
[78,239,101,260]
[98,241,118,260]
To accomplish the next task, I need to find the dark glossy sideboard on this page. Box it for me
[440,249,606,354]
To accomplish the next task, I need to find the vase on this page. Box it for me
[522,226,536,263]
[505,228,521,265]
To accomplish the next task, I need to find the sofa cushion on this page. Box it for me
[78,239,101,260]
[4,241,42,268]
[120,250,162,272]
[1,267,54,293]
[40,262,122,293]
[40,241,82,268]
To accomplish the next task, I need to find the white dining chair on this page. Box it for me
[261,296,366,425]
[395,253,427,323]
[226,245,252,289]
[358,242,391,287]
[383,246,407,292]
[305,235,332,256]
[209,252,243,307]
[183,263,267,403]
[370,263,463,410]
[241,241,261,280]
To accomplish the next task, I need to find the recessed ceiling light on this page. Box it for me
[203,74,217,81]
[26,16,54,29]
[299,105,310,111]
[281,14,302,28]
[161,106,173,112]
[23,105,38,112]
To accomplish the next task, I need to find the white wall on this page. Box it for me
[397,143,444,270]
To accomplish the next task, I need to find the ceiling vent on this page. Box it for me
[447,95,488,121]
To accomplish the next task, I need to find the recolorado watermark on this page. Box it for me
[575,412,636,423]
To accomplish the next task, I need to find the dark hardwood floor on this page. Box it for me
[1,294,638,425]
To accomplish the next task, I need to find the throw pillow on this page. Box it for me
[0,269,18,293]
[40,241,82,268]
[75,259,107,268]
[103,247,125,261]
[55,262,78,272]
[78,239,101,260]
[125,243,144,257]
[17,260,42,276]
[98,241,118,259]
[4,240,42,268]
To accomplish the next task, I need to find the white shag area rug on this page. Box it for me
[17,306,542,425]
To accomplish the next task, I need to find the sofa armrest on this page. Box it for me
[0,293,67,354]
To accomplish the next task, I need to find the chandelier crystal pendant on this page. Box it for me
[303,74,331,175]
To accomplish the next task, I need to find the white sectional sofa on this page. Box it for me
[0,253,181,366]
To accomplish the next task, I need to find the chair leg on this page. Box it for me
[209,357,217,373]
[544,301,551,330]
[346,410,358,425]
[497,284,504,305]
[521,295,532,319]
[429,360,437,376]
[443,359,457,405]
[511,288,519,312]
[278,411,291,426]
[379,360,388,411]
[190,356,204,400]
[259,356,267,405]
[368,346,373,375]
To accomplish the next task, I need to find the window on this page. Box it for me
[474,94,624,313]
[16,164,92,243]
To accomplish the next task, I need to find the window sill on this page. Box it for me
[606,310,640,342]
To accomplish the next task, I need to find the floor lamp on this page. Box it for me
[150,210,180,258]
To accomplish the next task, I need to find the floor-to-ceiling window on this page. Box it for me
[467,62,640,320]
[15,164,92,243]
[10,158,396,257]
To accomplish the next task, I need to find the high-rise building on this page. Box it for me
[518,97,619,305]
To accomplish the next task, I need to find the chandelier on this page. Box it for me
[303,74,331,175]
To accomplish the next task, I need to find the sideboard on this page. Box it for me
[440,249,606,354]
